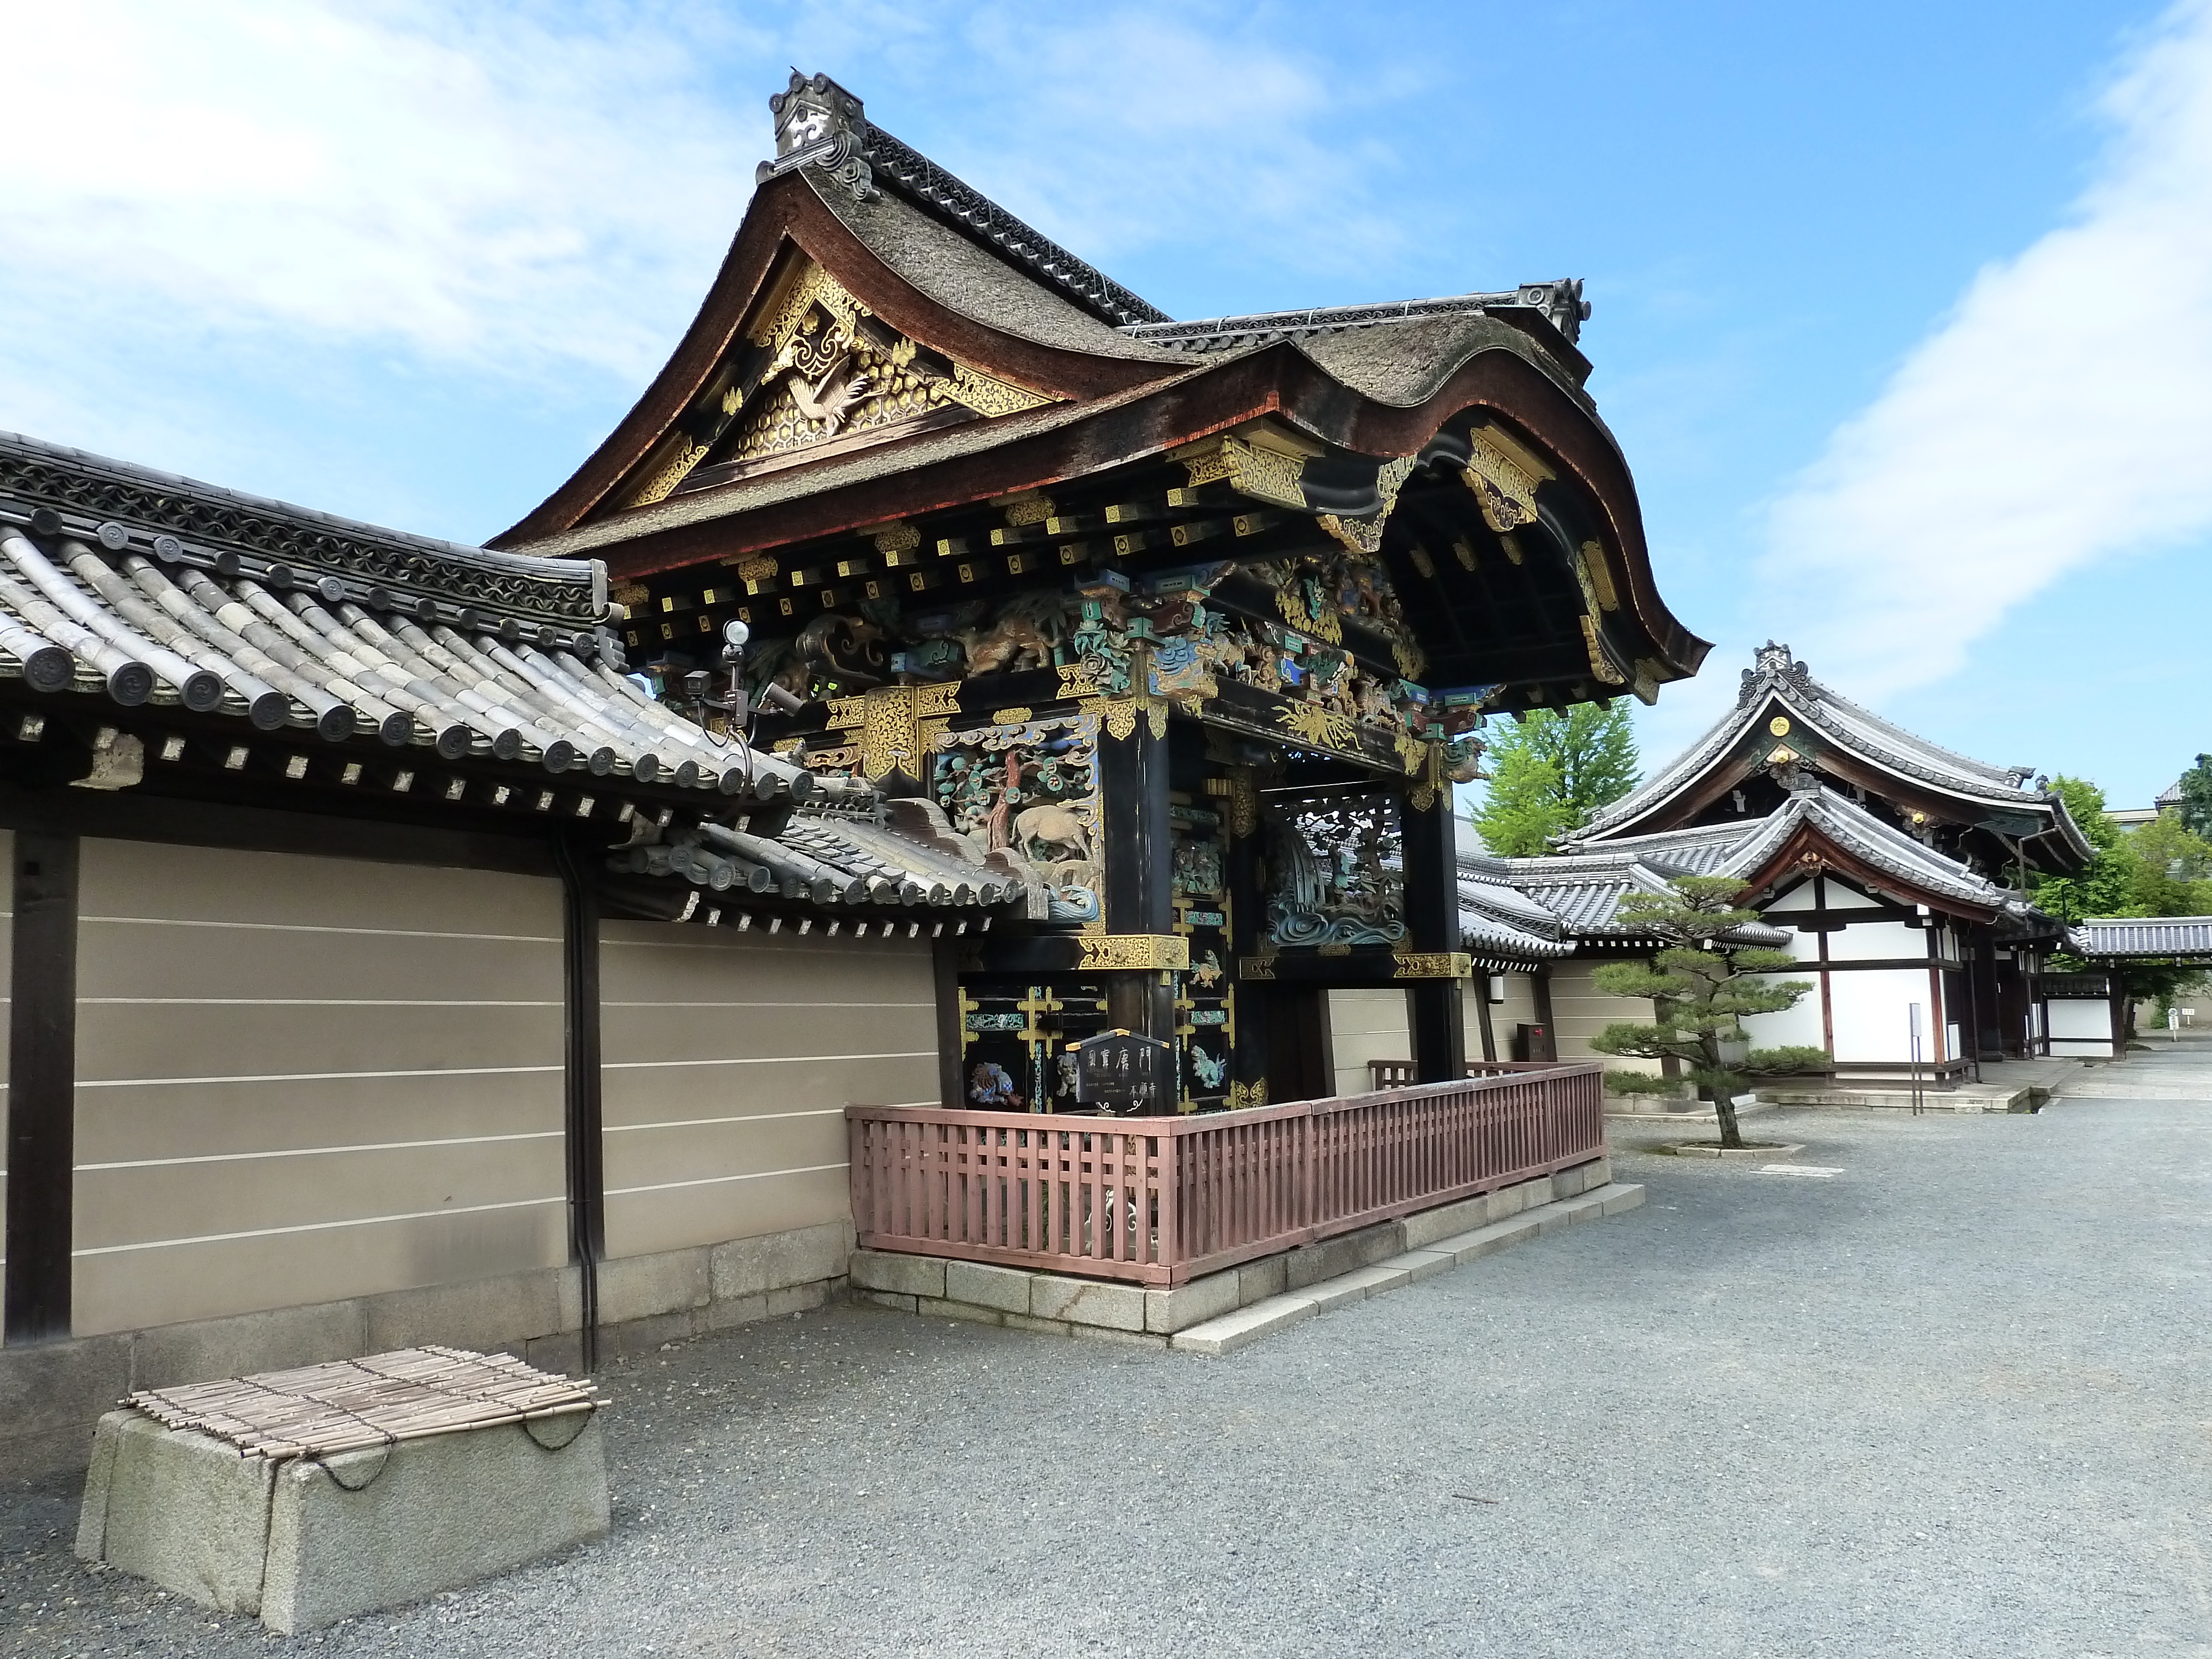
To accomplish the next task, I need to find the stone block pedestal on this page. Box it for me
[77,1406,609,1633]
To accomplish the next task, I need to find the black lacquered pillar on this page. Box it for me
[1099,706,1176,1042]
[1401,784,1466,1083]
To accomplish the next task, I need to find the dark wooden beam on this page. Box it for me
[555,835,604,1373]
[5,831,78,1343]
[931,936,964,1109]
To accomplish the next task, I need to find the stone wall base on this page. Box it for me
[0,1219,853,1483]
[850,1156,1614,1348]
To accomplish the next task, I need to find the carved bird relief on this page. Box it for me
[789,350,872,433]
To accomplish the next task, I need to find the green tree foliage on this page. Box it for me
[2176,753,2212,840]
[2124,809,2212,915]
[1469,702,1639,857]
[2031,776,2132,922]
[2035,776,2212,926]
[2034,776,2212,1018]
[1587,877,1814,1149]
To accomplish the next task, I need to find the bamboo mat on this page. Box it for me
[123,1346,606,1460]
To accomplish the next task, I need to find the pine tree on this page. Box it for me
[1587,877,1814,1149]
[1469,702,1639,856]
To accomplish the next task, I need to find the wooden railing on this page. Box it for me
[847,1065,1606,1287]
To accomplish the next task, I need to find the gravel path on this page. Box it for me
[7,1046,2210,1657]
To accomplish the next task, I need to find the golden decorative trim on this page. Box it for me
[1229,770,1258,838]
[629,439,711,508]
[1391,638,1427,680]
[1407,544,1435,578]
[771,737,805,755]
[1276,698,1359,753]
[870,520,921,556]
[1317,512,1379,555]
[1768,716,1792,737]
[1392,951,1472,980]
[1498,532,1526,565]
[992,707,1034,726]
[997,492,1055,526]
[855,684,963,780]
[1239,956,1276,981]
[1272,576,1344,645]
[1076,934,1191,972]
[1318,455,1417,555]
[1056,663,1102,699]
[1453,538,1478,571]
[1227,1080,1268,1111]
[1768,744,1801,765]
[825,695,868,731]
[709,259,1058,475]
[735,555,779,583]
[948,364,1053,419]
[1410,784,1437,812]
[1580,614,1627,686]
[1395,733,1426,776]
[1632,659,1663,706]
[748,259,860,349]
[1317,941,1352,958]
[1177,434,1307,509]
[1083,695,1167,743]
[1578,540,1619,611]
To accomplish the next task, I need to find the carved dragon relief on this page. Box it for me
[624,261,1055,508]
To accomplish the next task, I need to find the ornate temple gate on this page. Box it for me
[748,591,1483,1114]
[484,69,1715,1125]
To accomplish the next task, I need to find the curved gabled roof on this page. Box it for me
[1455,834,1791,949]
[1570,641,2090,863]
[492,73,1712,712]
[1581,784,2057,926]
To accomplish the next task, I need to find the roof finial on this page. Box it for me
[759,71,875,201]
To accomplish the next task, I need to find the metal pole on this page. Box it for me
[1908,1000,1924,1116]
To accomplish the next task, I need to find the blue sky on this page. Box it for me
[4,1,2207,806]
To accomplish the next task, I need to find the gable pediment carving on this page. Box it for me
[621,258,1055,510]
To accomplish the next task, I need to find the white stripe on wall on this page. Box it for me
[607,1108,844,1133]
[606,1160,848,1197]
[79,1130,565,1171]
[601,1000,935,1010]
[81,915,560,944]
[77,1063,563,1089]
[80,998,561,1008]
[604,1050,935,1071]
[72,1194,566,1257]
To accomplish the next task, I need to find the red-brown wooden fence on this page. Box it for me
[847,1065,1606,1287]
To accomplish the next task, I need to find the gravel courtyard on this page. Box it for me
[6,1046,2209,1657]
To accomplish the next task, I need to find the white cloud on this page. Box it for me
[0,0,1406,409]
[0,1,761,384]
[1756,0,2212,700]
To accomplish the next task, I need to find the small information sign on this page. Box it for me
[1068,1030,1171,1114]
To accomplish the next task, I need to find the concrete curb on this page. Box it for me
[1168,1183,1646,1355]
